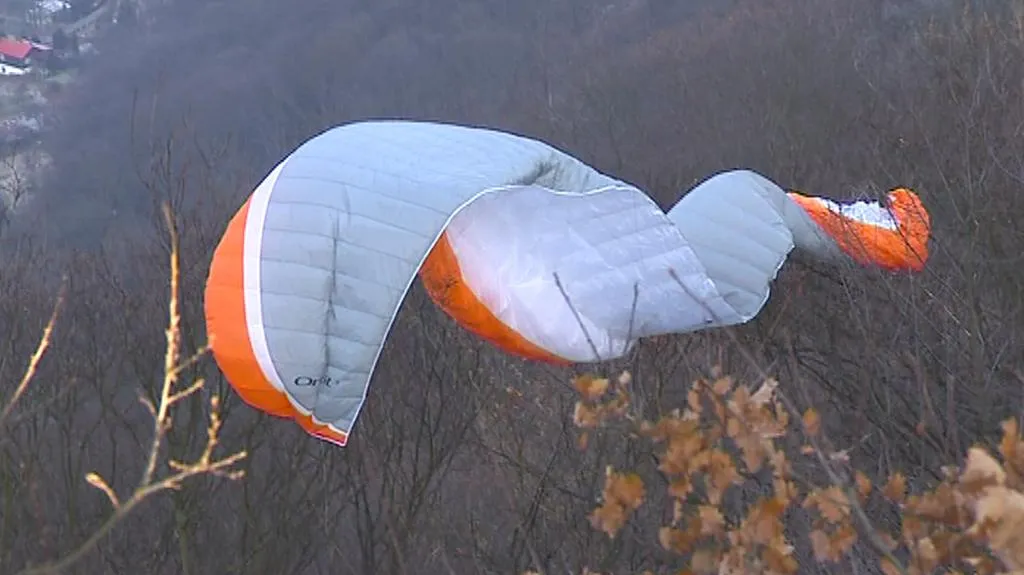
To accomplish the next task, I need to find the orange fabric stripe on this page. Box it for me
[419,232,571,365]
[787,188,930,272]
[205,199,350,446]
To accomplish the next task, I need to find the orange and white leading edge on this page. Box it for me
[205,197,352,447]
[787,188,930,272]
[203,120,932,447]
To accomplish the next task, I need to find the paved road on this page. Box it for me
[64,0,111,34]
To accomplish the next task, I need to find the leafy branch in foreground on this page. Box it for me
[526,371,1024,575]
[12,204,247,575]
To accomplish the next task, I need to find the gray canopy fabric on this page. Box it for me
[667,168,846,319]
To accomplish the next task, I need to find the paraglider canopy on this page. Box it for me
[204,120,931,446]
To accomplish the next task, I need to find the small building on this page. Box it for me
[0,38,39,69]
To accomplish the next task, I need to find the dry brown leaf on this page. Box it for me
[962,555,998,573]
[672,500,685,525]
[875,529,898,551]
[668,477,693,500]
[687,387,703,415]
[770,450,791,479]
[658,527,685,553]
[929,530,972,564]
[879,557,903,575]
[906,482,967,525]
[883,472,907,502]
[690,548,720,574]
[590,468,646,538]
[912,537,940,573]
[762,539,800,574]
[745,497,786,545]
[573,374,609,401]
[750,378,778,406]
[698,505,725,536]
[734,428,767,473]
[902,513,926,540]
[809,529,831,562]
[589,502,628,538]
[577,431,589,450]
[712,376,733,396]
[706,449,740,504]
[802,408,822,437]
[605,468,645,510]
[830,523,858,559]
[855,471,873,500]
[712,394,728,423]
[1000,418,1024,488]
[960,447,1006,494]
[573,402,600,428]
[774,479,799,506]
[728,384,751,410]
[725,415,742,438]
[659,433,704,476]
[806,486,850,522]
[1001,418,1020,462]
[971,485,1024,569]
[742,443,767,474]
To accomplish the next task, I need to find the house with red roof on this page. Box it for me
[0,38,41,70]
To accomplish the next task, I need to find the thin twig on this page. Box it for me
[0,279,66,431]
[552,272,602,362]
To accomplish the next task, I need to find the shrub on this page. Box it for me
[546,369,1024,574]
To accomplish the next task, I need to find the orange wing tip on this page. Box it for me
[789,188,931,273]
[223,380,351,446]
[297,416,350,447]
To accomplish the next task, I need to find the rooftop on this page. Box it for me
[0,39,33,60]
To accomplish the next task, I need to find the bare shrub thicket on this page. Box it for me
[1,0,1023,573]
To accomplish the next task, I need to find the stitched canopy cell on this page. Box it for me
[203,120,931,446]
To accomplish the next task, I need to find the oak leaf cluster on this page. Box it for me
[528,371,1024,575]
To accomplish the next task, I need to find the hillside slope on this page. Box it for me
[1,0,1023,573]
